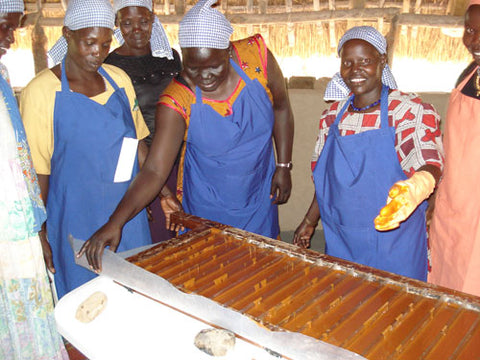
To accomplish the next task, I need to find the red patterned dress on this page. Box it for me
[311,89,444,176]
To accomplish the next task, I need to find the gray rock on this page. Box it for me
[194,328,236,357]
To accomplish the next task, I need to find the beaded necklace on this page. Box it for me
[350,97,381,112]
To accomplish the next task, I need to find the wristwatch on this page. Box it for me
[276,161,293,170]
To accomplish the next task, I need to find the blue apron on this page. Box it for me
[313,85,427,280]
[182,59,279,238]
[47,59,151,298]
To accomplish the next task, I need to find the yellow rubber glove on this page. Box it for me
[374,171,435,231]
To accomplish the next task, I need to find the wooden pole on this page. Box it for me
[174,0,186,15]
[259,0,268,14]
[386,14,400,68]
[328,0,336,49]
[31,15,49,74]
[247,0,254,14]
[164,0,170,15]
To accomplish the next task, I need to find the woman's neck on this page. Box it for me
[115,43,151,57]
[352,87,383,110]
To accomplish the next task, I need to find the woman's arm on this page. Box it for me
[293,193,321,248]
[78,105,186,271]
[37,174,56,273]
[266,48,294,204]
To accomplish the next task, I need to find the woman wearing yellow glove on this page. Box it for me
[293,26,443,281]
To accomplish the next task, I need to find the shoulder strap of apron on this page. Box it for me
[60,57,69,92]
[379,85,390,129]
[230,58,251,83]
[332,84,390,129]
[457,66,478,90]
[60,58,120,92]
[98,66,120,91]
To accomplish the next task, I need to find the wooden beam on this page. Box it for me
[22,7,464,29]
[397,13,464,27]
[226,7,400,25]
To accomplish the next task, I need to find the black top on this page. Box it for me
[458,61,480,100]
[105,49,182,146]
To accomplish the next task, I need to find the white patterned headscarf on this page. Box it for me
[0,0,24,13]
[113,0,173,59]
[324,26,398,101]
[179,0,233,49]
[48,0,115,65]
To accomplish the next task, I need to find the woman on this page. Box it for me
[293,26,443,281]
[79,0,294,272]
[105,0,182,243]
[20,0,151,298]
[429,0,480,296]
[0,1,68,358]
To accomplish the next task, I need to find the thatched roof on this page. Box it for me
[14,0,471,66]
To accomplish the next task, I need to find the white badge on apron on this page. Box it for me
[114,137,139,183]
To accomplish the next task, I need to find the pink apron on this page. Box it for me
[429,67,480,296]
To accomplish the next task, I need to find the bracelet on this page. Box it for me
[276,161,293,170]
[303,216,318,227]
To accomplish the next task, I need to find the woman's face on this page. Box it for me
[464,5,480,65]
[0,12,22,59]
[182,47,230,93]
[64,26,113,72]
[117,6,153,53]
[340,39,385,99]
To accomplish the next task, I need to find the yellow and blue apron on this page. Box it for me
[47,59,151,298]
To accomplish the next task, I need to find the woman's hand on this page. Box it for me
[39,224,55,273]
[160,194,184,232]
[270,167,292,204]
[293,218,317,248]
[77,221,123,273]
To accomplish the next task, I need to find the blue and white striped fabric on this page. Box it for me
[0,0,24,13]
[324,26,398,101]
[113,0,173,59]
[48,0,115,65]
[179,0,233,49]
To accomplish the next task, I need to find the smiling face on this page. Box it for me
[464,5,480,66]
[64,26,113,73]
[0,12,22,58]
[117,6,153,56]
[340,39,386,105]
[182,47,230,93]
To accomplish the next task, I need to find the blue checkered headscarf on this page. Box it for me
[324,26,398,101]
[113,0,173,59]
[179,0,233,49]
[48,0,115,65]
[0,0,24,13]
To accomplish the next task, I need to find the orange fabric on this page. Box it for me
[158,34,271,130]
[158,34,271,202]
[428,67,480,296]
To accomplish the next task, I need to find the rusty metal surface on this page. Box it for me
[127,213,480,360]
